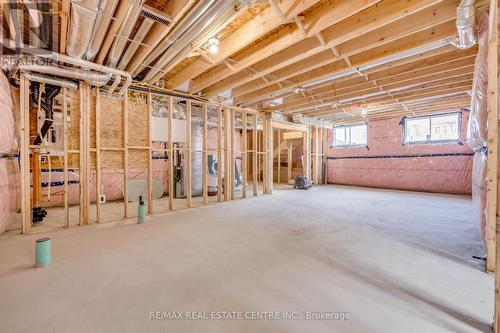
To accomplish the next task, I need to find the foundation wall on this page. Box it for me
[326,111,473,194]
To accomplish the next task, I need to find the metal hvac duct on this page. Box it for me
[24,72,79,90]
[452,0,477,49]
[66,0,101,58]
[107,0,145,68]
[143,0,236,83]
[134,0,218,77]
[17,65,111,87]
[85,0,119,60]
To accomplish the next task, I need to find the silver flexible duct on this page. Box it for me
[107,0,145,68]
[17,65,111,87]
[133,0,218,76]
[24,72,79,90]
[85,0,119,60]
[66,0,101,58]
[452,0,477,49]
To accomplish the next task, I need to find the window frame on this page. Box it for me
[332,122,368,148]
[402,112,462,146]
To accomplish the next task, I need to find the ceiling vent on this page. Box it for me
[142,5,173,25]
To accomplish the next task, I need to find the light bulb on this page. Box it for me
[208,44,219,54]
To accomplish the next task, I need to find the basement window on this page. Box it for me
[332,123,367,147]
[403,112,461,145]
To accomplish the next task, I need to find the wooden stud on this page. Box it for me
[123,92,128,218]
[224,108,230,201]
[147,92,153,214]
[168,96,174,210]
[253,114,258,196]
[95,87,101,223]
[20,74,31,234]
[186,100,192,208]
[62,87,69,228]
[288,140,292,183]
[79,82,90,225]
[202,104,208,205]
[262,115,268,194]
[242,111,248,198]
[217,106,223,203]
[266,118,274,194]
[230,109,236,200]
[277,128,281,183]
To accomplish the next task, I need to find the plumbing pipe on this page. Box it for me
[24,72,78,90]
[134,0,218,77]
[85,0,120,60]
[452,0,477,49]
[66,0,101,59]
[107,0,145,68]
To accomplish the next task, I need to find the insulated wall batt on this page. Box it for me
[326,111,473,194]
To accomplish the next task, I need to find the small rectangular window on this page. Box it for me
[332,123,367,147]
[403,112,460,145]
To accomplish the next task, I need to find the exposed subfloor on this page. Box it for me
[0,185,493,333]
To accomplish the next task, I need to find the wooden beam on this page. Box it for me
[168,96,174,210]
[235,21,459,105]
[171,0,381,89]
[230,109,235,200]
[287,140,292,184]
[277,128,281,183]
[195,0,445,96]
[79,82,91,225]
[59,0,70,54]
[233,11,458,101]
[95,1,130,65]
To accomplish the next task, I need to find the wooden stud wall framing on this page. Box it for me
[79,82,90,225]
[123,94,129,218]
[230,109,236,200]
[224,108,230,201]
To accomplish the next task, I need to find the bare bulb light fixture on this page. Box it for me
[208,37,219,54]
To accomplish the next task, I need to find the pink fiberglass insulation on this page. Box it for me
[468,9,489,249]
[326,111,473,194]
[0,70,18,234]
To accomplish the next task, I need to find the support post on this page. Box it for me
[488,0,499,272]
[253,114,258,196]
[168,96,174,210]
[242,111,248,198]
[277,129,281,183]
[79,82,90,225]
[95,87,101,222]
[62,87,69,227]
[230,109,235,200]
[266,118,273,194]
[288,141,292,183]
[186,100,192,208]
[262,115,268,194]
[202,104,208,205]
[123,92,128,218]
[224,109,230,201]
[20,74,31,234]
[147,92,153,214]
[217,106,223,203]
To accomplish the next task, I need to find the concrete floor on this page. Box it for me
[0,185,493,333]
